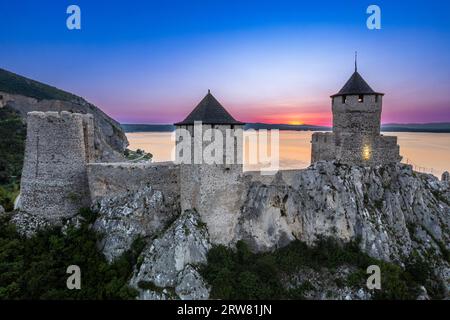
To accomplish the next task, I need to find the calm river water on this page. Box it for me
[126,131,450,178]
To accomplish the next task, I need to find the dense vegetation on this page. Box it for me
[0,106,26,211]
[124,148,153,162]
[0,209,142,299]
[0,68,76,101]
[201,239,446,300]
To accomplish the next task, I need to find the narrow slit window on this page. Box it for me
[342,95,347,103]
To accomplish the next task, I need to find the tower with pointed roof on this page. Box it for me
[174,91,246,244]
[311,57,401,166]
[174,90,244,168]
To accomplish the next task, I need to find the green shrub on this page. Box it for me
[201,238,437,300]
[0,209,141,300]
[0,106,26,210]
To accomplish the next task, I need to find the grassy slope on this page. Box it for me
[0,68,77,101]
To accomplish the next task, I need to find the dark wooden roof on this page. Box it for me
[175,91,244,125]
[331,71,383,97]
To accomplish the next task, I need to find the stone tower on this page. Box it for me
[174,91,245,244]
[19,111,94,224]
[312,61,401,166]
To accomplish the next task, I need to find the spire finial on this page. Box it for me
[208,89,211,94]
[355,51,358,72]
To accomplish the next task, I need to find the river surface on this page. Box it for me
[126,131,450,178]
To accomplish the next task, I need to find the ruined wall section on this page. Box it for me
[86,162,179,202]
[19,111,94,223]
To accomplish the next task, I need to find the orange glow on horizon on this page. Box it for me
[241,112,332,127]
[288,120,305,125]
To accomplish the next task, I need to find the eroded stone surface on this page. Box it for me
[130,209,210,300]
[93,185,179,262]
[238,162,450,293]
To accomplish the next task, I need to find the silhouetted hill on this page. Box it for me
[122,122,450,133]
[381,123,450,133]
[121,124,176,132]
[121,123,330,132]
[244,123,330,131]
[0,68,77,101]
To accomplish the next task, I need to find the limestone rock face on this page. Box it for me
[93,185,179,262]
[130,209,211,300]
[0,205,5,215]
[238,162,450,288]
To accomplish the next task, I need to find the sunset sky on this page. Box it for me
[1,0,450,125]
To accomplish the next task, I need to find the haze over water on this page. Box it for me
[127,131,450,178]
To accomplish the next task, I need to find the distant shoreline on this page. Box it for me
[122,123,450,133]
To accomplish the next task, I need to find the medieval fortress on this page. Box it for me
[18,66,404,243]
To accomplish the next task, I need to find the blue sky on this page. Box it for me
[1,0,450,124]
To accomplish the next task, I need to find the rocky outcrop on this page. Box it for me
[92,185,179,262]
[129,210,211,300]
[0,205,5,215]
[238,162,450,292]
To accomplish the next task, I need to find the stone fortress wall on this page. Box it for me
[86,162,179,202]
[19,111,94,223]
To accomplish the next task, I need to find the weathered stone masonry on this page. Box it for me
[19,111,94,223]
[311,70,401,166]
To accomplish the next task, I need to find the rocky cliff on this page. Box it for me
[90,162,449,299]
[238,162,449,292]
[0,68,128,161]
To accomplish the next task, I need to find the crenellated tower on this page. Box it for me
[312,56,401,166]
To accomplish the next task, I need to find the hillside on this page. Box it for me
[0,68,128,161]
[0,68,77,101]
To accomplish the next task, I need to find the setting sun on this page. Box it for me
[288,120,304,125]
